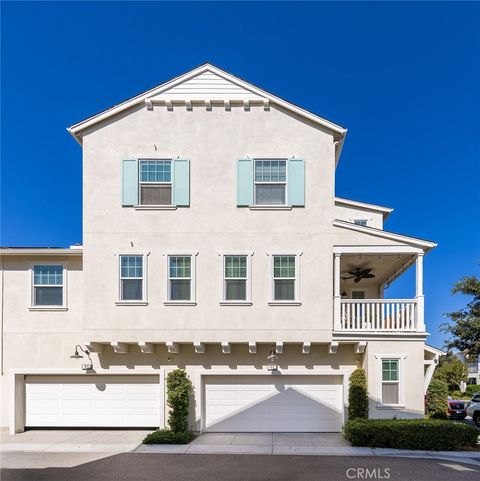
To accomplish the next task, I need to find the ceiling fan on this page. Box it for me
[342,268,375,283]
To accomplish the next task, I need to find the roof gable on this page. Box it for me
[67,63,347,160]
[150,70,265,101]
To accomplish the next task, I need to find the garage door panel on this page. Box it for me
[25,376,161,428]
[204,375,343,433]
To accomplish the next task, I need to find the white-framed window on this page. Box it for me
[351,290,366,299]
[269,253,301,304]
[31,264,65,307]
[254,159,287,206]
[139,159,172,205]
[220,253,253,304]
[354,219,368,226]
[166,254,197,304]
[381,359,400,405]
[119,255,146,302]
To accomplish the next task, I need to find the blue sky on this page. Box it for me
[1,2,479,348]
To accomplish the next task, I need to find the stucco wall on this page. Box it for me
[334,204,385,229]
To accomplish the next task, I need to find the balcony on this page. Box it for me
[333,246,426,335]
[339,299,418,332]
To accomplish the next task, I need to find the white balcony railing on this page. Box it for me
[338,299,418,332]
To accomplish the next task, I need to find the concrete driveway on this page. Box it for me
[1,428,149,453]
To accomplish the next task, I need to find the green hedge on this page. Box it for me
[466,384,480,397]
[427,379,448,418]
[167,369,192,433]
[143,429,195,445]
[343,419,478,451]
[348,368,369,420]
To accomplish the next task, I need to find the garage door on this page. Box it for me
[25,375,161,428]
[204,375,343,432]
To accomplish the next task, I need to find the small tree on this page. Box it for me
[427,379,448,418]
[433,356,468,391]
[348,368,369,420]
[166,369,192,433]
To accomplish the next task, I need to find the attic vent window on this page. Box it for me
[354,219,368,226]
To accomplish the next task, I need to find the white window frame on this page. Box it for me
[29,262,67,311]
[375,354,406,408]
[218,252,253,305]
[253,158,288,207]
[138,158,173,207]
[164,252,198,305]
[267,252,302,305]
[349,289,367,299]
[116,253,149,306]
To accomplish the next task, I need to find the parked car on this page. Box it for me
[466,398,480,426]
[448,398,467,419]
[470,393,480,404]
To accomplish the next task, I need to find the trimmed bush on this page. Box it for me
[343,419,478,450]
[143,429,195,445]
[427,379,448,418]
[466,384,480,397]
[167,369,192,433]
[348,368,369,420]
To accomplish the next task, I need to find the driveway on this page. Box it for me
[1,428,149,454]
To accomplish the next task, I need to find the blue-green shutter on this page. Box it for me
[122,159,138,206]
[173,159,190,206]
[287,158,305,206]
[237,158,254,206]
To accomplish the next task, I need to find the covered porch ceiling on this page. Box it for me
[340,253,416,288]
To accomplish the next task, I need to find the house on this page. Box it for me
[0,64,440,434]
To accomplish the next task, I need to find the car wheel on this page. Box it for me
[474,413,480,427]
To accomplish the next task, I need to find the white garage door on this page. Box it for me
[25,375,161,428]
[204,375,343,432]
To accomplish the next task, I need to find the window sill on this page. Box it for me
[249,205,292,211]
[219,301,253,306]
[376,404,405,410]
[28,306,68,311]
[164,301,197,306]
[268,301,302,306]
[115,301,149,306]
[133,205,177,210]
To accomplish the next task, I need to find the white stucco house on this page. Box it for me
[1,63,442,434]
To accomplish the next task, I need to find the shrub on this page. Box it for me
[427,379,448,418]
[466,384,480,397]
[348,368,369,420]
[167,369,192,433]
[343,419,478,450]
[143,429,195,445]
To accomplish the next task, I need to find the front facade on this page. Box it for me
[1,64,438,434]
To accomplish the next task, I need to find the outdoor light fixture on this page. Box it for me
[267,347,279,372]
[70,345,93,371]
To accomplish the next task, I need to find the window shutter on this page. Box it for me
[173,159,190,206]
[287,158,305,206]
[237,158,254,206]
[122,159,138,206]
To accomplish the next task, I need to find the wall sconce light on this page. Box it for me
[267,347,278,372]
[70,345,93,371]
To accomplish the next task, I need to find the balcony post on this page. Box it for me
[334,253,342,330]
[416,253,425,331]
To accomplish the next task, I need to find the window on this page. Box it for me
[351,290,366,299]
[354,219,368,226]
[120,255,144,301]
[381,359,400,405]
[254,159,287,205]
[32,265,64,306]
[139,160,172,205]
[168,256,192,301]
[273,255,297,301]
[224,255,248,301]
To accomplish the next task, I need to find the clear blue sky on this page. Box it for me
[1,2,479,348]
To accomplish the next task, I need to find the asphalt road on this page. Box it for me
[2,453,480,481]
